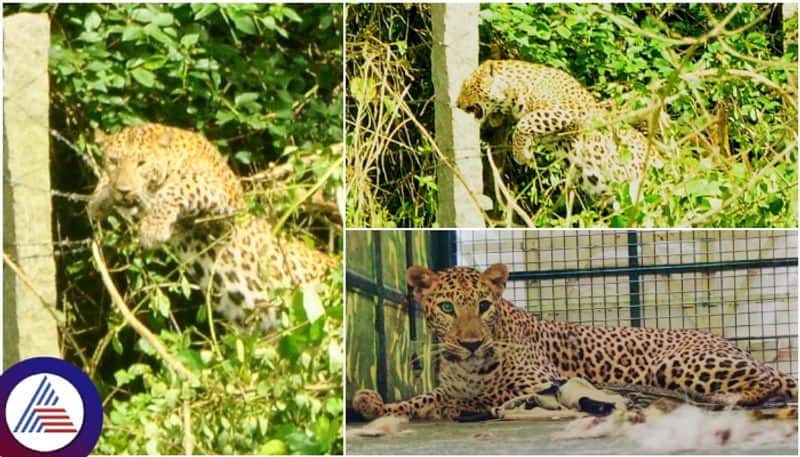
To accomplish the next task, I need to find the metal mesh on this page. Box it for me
[456,230,798,377]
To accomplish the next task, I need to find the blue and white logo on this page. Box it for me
[7,374,84,451]
[0,357,102,457]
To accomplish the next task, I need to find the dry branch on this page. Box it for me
[90,241,200,384]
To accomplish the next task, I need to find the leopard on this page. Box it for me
[352,263,797,420]
[456,59,650,198]
[88,122,336,329]
[89,123,245,249]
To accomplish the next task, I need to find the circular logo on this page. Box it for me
[0,357,103,457]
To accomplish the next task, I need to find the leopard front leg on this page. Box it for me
[138,202,181,249]
[512,107,586,165]
[137,178,239,249]
[352,388,464,420]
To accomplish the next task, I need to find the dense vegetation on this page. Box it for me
[5,3,342,454]
[347,3,797,228]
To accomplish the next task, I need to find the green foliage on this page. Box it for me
[346,4,439,228]
[98,277,343,455]
[346,3,797,227]
[38,3,341,164]
[4,3,342,453]
[479,3,796,227]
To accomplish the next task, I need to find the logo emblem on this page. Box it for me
[0,357,102,457]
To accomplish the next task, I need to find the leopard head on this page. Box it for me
[456,60,509,126]
[89,124,173,219]
[406,263,508,363]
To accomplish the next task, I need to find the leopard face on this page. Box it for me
[456,63,495,124]
[406,264,509,364]
[91,126,171,213]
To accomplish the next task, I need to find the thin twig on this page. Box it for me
[485,146,535,227]
[91,241,200,384]
[273,153,343,234]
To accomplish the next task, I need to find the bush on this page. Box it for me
[480,3,797,227]
[346,3,797,228]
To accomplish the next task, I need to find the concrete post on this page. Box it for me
[3,13,60,367]
[431,4,485,227]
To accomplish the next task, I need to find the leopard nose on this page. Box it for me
[112,187,137,206]
[113,187,133,199]
[458,339,483,353]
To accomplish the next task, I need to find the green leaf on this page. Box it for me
[143,23,175,46]
[77,31,103,43]
[234,92,259,106]
[131,8,154,23]
[301,286,324,323]
[151,12,174,27]
[236,339,245,363]
[180,33,199,47]
[282,7,303,23]
[193,4,218,20]
[349,76,376,105]
[114,369,134,387]
[260,439,288,455]
[85,11,102,31]
[121,25,144,42]
[278,334,302,361]
[131,68,156,88]
[112,334,123,355]
[685,179,720,197]
[232,15,257,35]
[154,289,170,317]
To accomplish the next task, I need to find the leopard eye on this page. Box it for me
[479,300,492,314]
[439,301,455,314]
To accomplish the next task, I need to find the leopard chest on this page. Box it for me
[437,345,562,403]
[438,359,499,399]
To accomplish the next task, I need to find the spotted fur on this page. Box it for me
[456,59,649,197]
[353,264,797,420]
[89,123,335,328]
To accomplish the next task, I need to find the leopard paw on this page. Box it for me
[511,134,534,165]
[138,218,173,249]
[353,389,385,420]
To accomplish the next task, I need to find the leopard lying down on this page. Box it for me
[353,263,797,420]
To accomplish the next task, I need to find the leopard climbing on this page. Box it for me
[88,123,245,248]
[89,123,336,328]
[353,263,797,420]
[456,59,650,197]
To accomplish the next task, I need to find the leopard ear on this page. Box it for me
[484,263,509,291]
[407,265,436,291]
